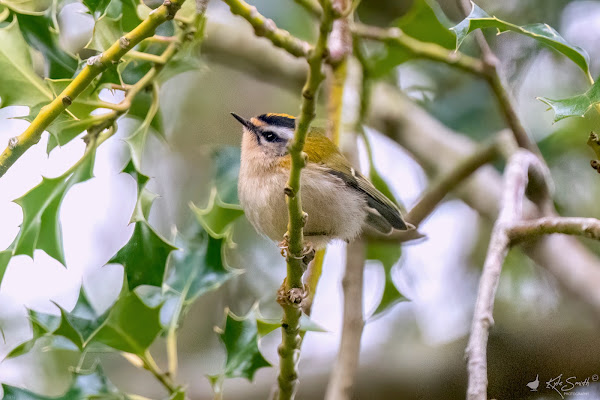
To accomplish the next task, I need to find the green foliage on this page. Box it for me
[209,307,271,390]
[109,161,177,290]
[538,80,600,122]
[0,19,53,108]
[371,0,454,77]
[366,241,408,318]
[12,149,96,265]
[125,84,160,171]
[16,13,78,79]
[2,365,122,400]
[452,1,590,78]
[0,0,51,15]
[9,288,162,357]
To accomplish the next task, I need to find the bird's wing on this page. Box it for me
[303,131,409,232]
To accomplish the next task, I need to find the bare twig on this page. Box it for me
[294,0,322,17]
[352,23,486,76]
[405,136,503,226]
[324,239,366,400]
[466,150,551,400]
[509,217,600,242]
[221,0,311,58]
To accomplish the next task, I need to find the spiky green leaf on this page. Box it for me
[0,19,53,108]
[0,0,51,15]
[538,80,600,122]
[12,151,96,265]
[17,13,77,79]
[210,308,271,386]
[367,241,408,318]
[2,364,122,400]
[451,1,590,77]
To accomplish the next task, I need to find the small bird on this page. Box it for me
[526,374,539,391]
[233,112,412,250]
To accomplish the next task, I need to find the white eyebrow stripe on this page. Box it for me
[267,126,295,140]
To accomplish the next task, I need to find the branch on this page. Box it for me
[352,23,486,76]
[466,150,549,400]
[294,0,322,17]
[0,0,187,177]
[276,2,337,399]
[405,136,503,226]
[369,82,600,321]
[509,217,600,242]
[324,239,366,400]
[221,0,311,58]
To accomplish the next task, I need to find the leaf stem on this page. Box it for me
[0,0,188,178]
[140,350,179,394]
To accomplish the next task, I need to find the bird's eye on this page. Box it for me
[263,131,279,142]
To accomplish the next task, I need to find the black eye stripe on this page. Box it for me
[262,130,281,142]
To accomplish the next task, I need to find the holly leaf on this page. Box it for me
[0,19,53,108]
[367,241,408,318]
[9,288,163,357]
[165,224,239,307]
[0,246,13,285]
[538,79,600,122]
[12,150,96,265]
[108,161,176,290]
[92,291,163,354]
[190,188,244,238]
[451,1,590,77]
[2,364,121,400]
[86,13,121,52]
[210,307,271,388]
[109,219,175,290]
[0,0,51,15]
[16,13,78,79]
[125,84,160,171]
[372,0,455,77]
[46,114,111,153]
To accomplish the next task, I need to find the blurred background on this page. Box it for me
[1,0,600,399]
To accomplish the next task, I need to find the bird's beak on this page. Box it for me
[230,112,253,131]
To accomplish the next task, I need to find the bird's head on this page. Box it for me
[231,112,295,160]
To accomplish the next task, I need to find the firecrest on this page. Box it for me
[233,112,412,249]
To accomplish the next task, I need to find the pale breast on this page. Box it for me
[238,160,368,247]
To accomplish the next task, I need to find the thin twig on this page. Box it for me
[466,150,551,400]
[276,2,338,399]
[294,0,322,17]
[141,351,179,394]
[509,217,600,242]
[221,0,311,58]
[352,23,486,76]
[405,137,502,226]
[0,0,188,177]
[324,239,366,400]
